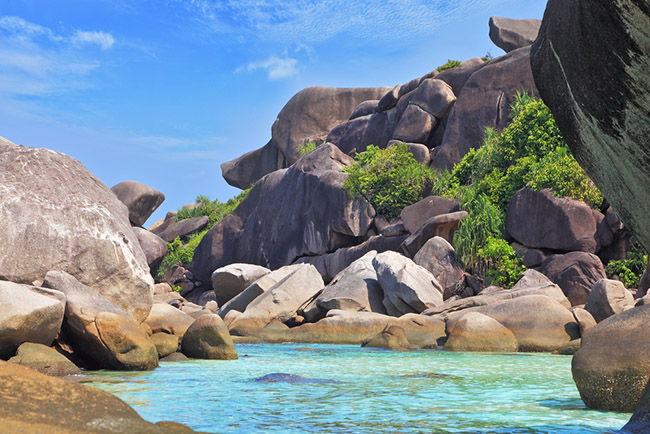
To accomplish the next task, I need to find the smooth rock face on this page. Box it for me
[530,0,650,256]
[572,304,650,412]
[488,16,542,53]
[413,236,465,291]
[539,252,607,306]
[221,86,390,189]
[444,312,517,352]
[432,47,538,170]
[144,302,195,337]
[506,188,601,253]
[572,307,597,336]
[154,216,208,243]
[111,180,165,227]
[43,271,158,371]
[133,227,168,269]
[0,139,154,322]
[373,251,443,316]
[0,281,65,359]
[0,361,194,433]
[192,144,375,282]
[361,325,410,351]
[181,314,237,360]
[400,196,460,234]
[211,264,271,307]
[150,333,179,359]
[401,211,468,258]
[8,342,81,376]
[511,269,551,290]
[584,279,635,323]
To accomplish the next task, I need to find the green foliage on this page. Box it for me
[156,237,194,281]
[606,244,648,289]
[477,237,526,288]
[437,59,462,72]
[172,284,182,293]
[175,189,250,228]
[298,141,317,156]
[343,143,435,220]
[481,51,494,62]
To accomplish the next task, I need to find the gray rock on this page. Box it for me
[181,314,237,360]
[211,263,270,307]
[531,0,650,259]
[488,16,542,53]
[539,252,607,306]
[160,352,189,362]
[110,181,165,226]
[392,104,434,143]
[511,243,548,268]
[8,342,81,376]
[572,307,596,336]
[401,211,468,258]
[584,279,635,323]
[0,138,154,322]
[435,57,486,97]
[0,282,65,359]
[327,110,396,155]
[444,311,517,352]
[413,236,464,291]
[624,378,650,434]
[511,269,551,290]
[400,196,460,234]
[132,227,167,269]
[42,270,158,371]
[154,216,208,243]
[408,78,457,118]
[191,144,375,283]
[377,85,401,111]
[349,100,379,120]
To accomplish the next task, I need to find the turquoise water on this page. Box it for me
[85,344,629,433]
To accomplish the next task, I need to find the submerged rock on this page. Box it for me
[254,373,336,384]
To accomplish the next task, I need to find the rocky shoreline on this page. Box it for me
[1,3,650,433]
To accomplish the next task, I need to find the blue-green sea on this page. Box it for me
[85,344,630,433]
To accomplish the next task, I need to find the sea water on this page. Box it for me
[85,344,630,433]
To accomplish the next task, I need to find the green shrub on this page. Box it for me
[175,189,250,228]
[477,237,526,288]
[343,143,435,219]
[606,244,648,288]
[481,52,494,62]
[156,237,194,281]
[437,59,462,72]
[298,141,317,156]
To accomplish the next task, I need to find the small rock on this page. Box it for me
[181,314,238,360]
[8,342,81,376]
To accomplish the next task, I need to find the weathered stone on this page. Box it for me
[160,352,189,362]
[149,211,176,233]
[572,304,650,412]
[377,220,408,238]
[377,85,401,111]
[221,86,390,189]
[361,325,410,351]
[400,196,460,234]
[409,78,457,119]
[530,0,650,259]
[150,333,179,359]
[349,100,379,120]
[327,110,396,155]
[0,361,195,433]
[539,252,607,306]
[154,216,208,243]
[572,307,597,337]
[133,227,168,269]
[181,314,237,360]
[624,378,650,434]
[192,144,375,282]
[444,312,517,352]
[413,236,464,291]
[401,211,468,258]
[211,263,271,307]
[506,188,601,253]
[8,342,80,376]
[431,47,538,170]
[0,138,154,322]
[511,269,551,290]
[144,303,195,337]
[111,180,165,226]
[488,16,542,53]
[435,58,485,97]
[229,265,324,334]
[584,279,635,323]
[0,281,65,359]
[511,243,548,268]
[392,104,434,143]
[373,251,443,316]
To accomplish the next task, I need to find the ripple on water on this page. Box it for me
[87,343,630,434]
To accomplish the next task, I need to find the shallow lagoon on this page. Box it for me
[86,344,629,433]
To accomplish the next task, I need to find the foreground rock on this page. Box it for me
[211,263,270,307]
[0,281,65,359]
[584,279,634,323]
[43,271,158,371]
[0,138,154,322]
[111,180,165,226]
[145,302,195,337]
[192,144,374,282]
[572,304,650,412]
[624,379,650,434]
[0,361,194,433]
[8,342,80,376]
[531,1,650,255]
[488,16,542,53]
[181,314,237,360]
[444,312,517,352]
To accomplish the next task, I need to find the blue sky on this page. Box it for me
[0,0,548,226]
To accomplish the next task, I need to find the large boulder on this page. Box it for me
[42,271,158,371]
[110,180,165,227]
[488,16,542,53]
[624,379,650,434]
[444,311,517,352]
[0,281,65,359]
[400,211,468,257]
[572,304,650,412]
[0,361,193,433]
[191,144,375,283]
[361,325,410,351]
[0,138,154,322]
[181,314,237,360]
[153,216,208,243]
[431,46,538,170]
[539,252,607,306]
[144,302,195,337]
[8,342,80,376]
[584,279,634,323]
[221,86,390,189]
[530,0,650,257]
[400,196,460,234]
[506,188,602,253]
[133,227,168,269]
[413,236,465,292]
[211,263,270,307]
[373,251,443,316]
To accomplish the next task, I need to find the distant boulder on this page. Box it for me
[181,314,237,360]
[211,263,270,307]
[111,180,165,226]
[539,252,607,306]
[132,227,167,269]
[488,16,542,53]
[361,325,410,351]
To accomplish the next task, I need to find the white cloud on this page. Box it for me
[241,55,298,79]
[71,30,115,50]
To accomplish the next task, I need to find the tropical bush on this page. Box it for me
[156,237,194,281]
[343,143,435,219]
[298,141,317,156]
[437,59,462,72]
[606,244,648,289]
[477,237,526,288]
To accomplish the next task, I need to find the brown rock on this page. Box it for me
[8,342,80,376]
[181,314,237,360]
[413,236,465,291]
[400,211,468,257]
[111,180,165,227]
[572,307,596,336]
[133,227,168,269]
[444,312,517,352]
[150,333,179,358]
[392,104,434,143]
[400,196,460,234]
[539,252,607,305]
[154,216,208,243]
[362,325,410,351]
[145,303,195,337]
[488,16,542,53]
[584,279,635,322]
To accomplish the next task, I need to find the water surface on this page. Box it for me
[86,344,629,433]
